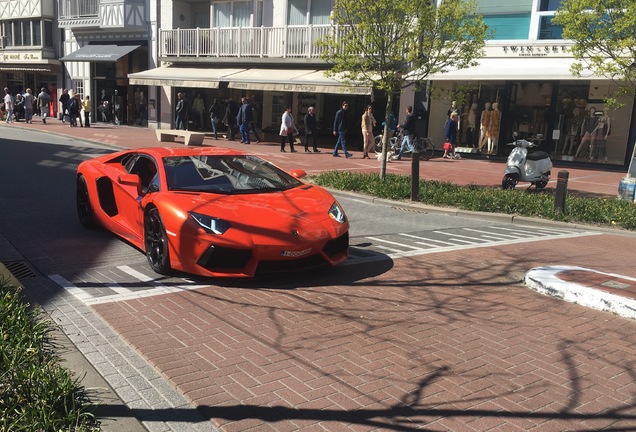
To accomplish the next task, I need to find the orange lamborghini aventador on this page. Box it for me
[76,146,349,277]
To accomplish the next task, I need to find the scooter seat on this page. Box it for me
[527,151,550,161]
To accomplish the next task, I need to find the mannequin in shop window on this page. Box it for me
[478,101,492,152]
[486,102,501,154]
[591,109,611,162]
[466,102,478,148]
[562,108,583,155]
[575,106,598,159]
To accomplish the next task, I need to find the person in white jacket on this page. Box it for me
[278,106,297,153]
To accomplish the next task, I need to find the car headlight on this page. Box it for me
[189,212,231,234]
[328,201,346,224]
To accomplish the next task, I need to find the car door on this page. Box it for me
[111,154,158,245]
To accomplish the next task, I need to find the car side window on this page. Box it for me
[129,156,158,194]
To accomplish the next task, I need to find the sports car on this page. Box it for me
[76,146,349,277]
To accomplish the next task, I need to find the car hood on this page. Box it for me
[159,184,345,242]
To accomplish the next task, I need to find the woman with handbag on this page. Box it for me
[443,111,461,159]
[279,106,297,153]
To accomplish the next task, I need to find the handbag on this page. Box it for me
[443,140,452,151]
[286,127,294,136]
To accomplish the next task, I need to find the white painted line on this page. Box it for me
[464,228,520,240]
[366,236,423,250]
[433,230,487,243]
[399,233,455,246]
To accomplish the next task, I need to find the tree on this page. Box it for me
[553,0,636,108]
[317,0,488,179]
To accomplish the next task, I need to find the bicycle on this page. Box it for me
[374,131,435,161]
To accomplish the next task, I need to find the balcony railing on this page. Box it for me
[159,25,351,59]
[59,0,99,19]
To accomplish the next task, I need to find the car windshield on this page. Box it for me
[164,155,303,194]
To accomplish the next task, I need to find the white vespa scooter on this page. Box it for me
[502,133,553,190]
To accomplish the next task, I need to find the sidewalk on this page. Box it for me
[3,117,625,197]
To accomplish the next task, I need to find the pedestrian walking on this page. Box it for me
[208,98,221,140]
[361,105,376,159]
[59,89,70,123]
[82,95,91,128]
[443,111,461,159]
[175,92,188,130]
[223,97,238,140]
[136,91,146,126]
[303,106,320,152]
[332,100,352,158]
[37,87,50,124]
[279,106,297,153]
[68,94,79,127]
[393,106,416,161]
[4,88,14,123]
[23,88,34,123]
[111,90,122,125]
[236,96,253,144]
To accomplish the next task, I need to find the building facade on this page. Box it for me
[3,0,634,168]
[0,0,61,117]
[420,0,636,168]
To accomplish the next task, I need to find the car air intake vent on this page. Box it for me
[322,232,349,258]
[197,245,252,271]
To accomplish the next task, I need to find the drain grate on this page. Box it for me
[2,261,37,280]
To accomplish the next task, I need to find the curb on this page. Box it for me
[525,266,636,320]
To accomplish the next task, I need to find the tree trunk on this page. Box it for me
[380,92,394,180]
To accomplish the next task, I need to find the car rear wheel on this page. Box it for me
[144,207,171,275]
[76,175,96,228]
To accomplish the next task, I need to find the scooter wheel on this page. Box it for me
[502,173,518,190]
[535,179,548,189]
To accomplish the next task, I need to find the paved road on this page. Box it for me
[2,127,636,431]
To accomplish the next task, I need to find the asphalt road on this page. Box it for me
[2,128,636,432]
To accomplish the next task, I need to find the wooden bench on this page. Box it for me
[155,129,206,146]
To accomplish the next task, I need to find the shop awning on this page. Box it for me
[128,66,246,89]
[227,68,372,95]
[61,44,142,62]
[421,58,600,81]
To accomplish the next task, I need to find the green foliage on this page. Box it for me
[316,0,489,179]
[317,0,489,93]
[0,278,99,432]
[311,171,636,231]
[553,0,636,108]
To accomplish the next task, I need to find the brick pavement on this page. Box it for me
[3,118,636,431]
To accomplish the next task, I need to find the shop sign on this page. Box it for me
[500,45,570,57]
[1,52,42,62]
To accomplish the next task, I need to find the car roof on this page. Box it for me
[132,146,248,159]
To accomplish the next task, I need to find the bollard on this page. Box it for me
[554,170,569,212]
[411,150,420,201]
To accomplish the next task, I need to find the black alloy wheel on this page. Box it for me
[76,175,96,228]
[144,207,171,275]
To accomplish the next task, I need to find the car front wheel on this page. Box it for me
[76,175,96,228]
[144,207,171,275]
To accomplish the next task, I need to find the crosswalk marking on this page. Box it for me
[50,225,601,305]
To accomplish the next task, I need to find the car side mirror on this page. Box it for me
[118,173,141,185]
[290,169,307,179]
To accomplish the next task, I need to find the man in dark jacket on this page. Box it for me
[59,89,70,123]
[304,106,320,153]
[332,100,352,158]
[236,96,253,144]
[175,92,187,130]
[224,97,238,140]
[394,105,416,160]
